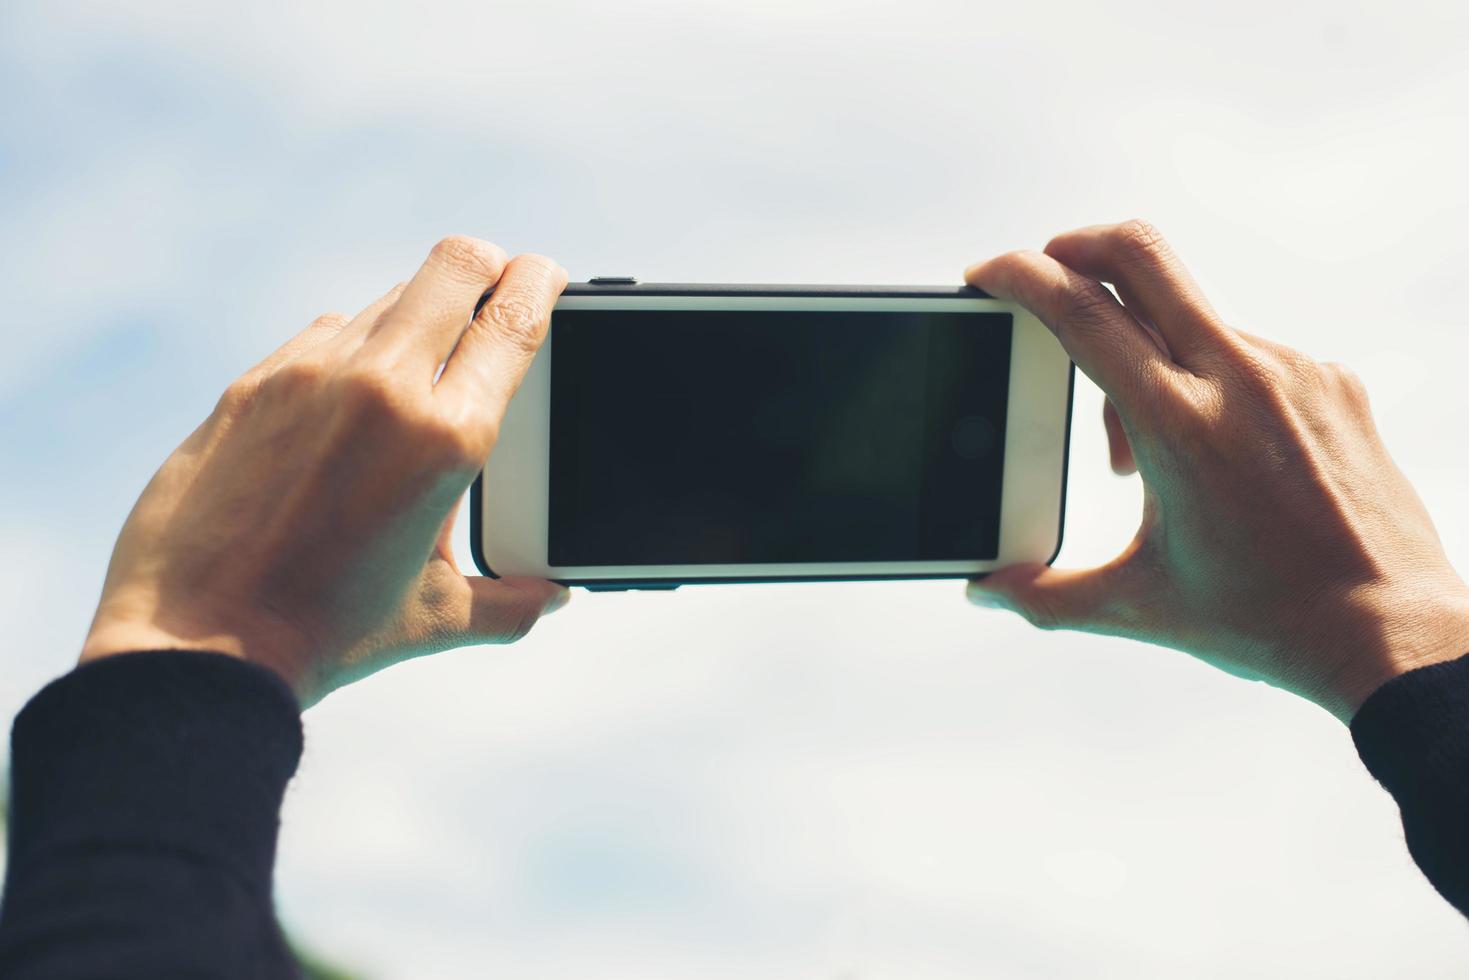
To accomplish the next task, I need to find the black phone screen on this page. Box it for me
[547,308,1013,567]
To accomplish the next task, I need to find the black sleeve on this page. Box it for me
[0,651,304,979]
[1352,651,1469,917]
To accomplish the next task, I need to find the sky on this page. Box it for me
[3,0,1469,976]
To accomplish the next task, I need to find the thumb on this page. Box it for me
[462,575,571,644]
[966,562,1128,633]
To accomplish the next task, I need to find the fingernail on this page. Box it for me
[545,587,571,614]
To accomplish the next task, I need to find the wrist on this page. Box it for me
[1321,580,1469,722]
[81,609,311,702]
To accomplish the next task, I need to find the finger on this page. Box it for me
[1112,279,1171,360]
[435,253,568,419]
[965,249,1176,411]
[202,305,348,476]
[218,311,351,419]
[249,283,409,390]
[1103,398,1137,475]
[324,281,408,357]
[1231,325,1303,361]
[1043,220,1233,370]
[246,312,349,381]
[966,562,1129,633]
[365,235,510,371]
[463,575,570,643]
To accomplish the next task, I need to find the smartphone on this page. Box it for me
[471,281,1073,590]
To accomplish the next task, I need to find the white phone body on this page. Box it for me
[473,284,1073,588]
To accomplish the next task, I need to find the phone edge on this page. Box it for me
[468,284,1073,589]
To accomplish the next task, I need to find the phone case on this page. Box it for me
[469,281,1075,590]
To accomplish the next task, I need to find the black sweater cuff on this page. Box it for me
[1351,651,1469,915]
[5,651,303,899]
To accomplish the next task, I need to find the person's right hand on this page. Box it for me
[965,220,1469,722]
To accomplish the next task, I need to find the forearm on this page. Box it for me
[1352,650,1469,917]
[0,651,303,978]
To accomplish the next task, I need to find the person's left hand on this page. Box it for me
[80,236,569,706]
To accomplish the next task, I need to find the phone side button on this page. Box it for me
[583,583,681,591]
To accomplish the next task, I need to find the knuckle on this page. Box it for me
[1110,218,1169,271]
[1321,361,1370,404]
[1232,347,1288,393]
[1213,344,1311,429]
[215,376,261,416]
[308,311,348,334]
[341,365,406,418]
[1113,218,1169,266]
[1218,335,1293,391]
[417,414,484,469]
[1275,347,1335,403]
[1274,344,1316,379]
[273,355,332,391]
[482,294,549,351]
[429,235,507,281]
[1175,378,1225,436]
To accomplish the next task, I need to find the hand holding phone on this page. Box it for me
[79,237,570,706]
[80,220,1469,720]
[965,220,1469,722]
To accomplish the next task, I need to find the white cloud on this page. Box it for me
[4,0,1469,975]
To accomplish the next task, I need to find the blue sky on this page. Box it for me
[4,1,1469,976]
